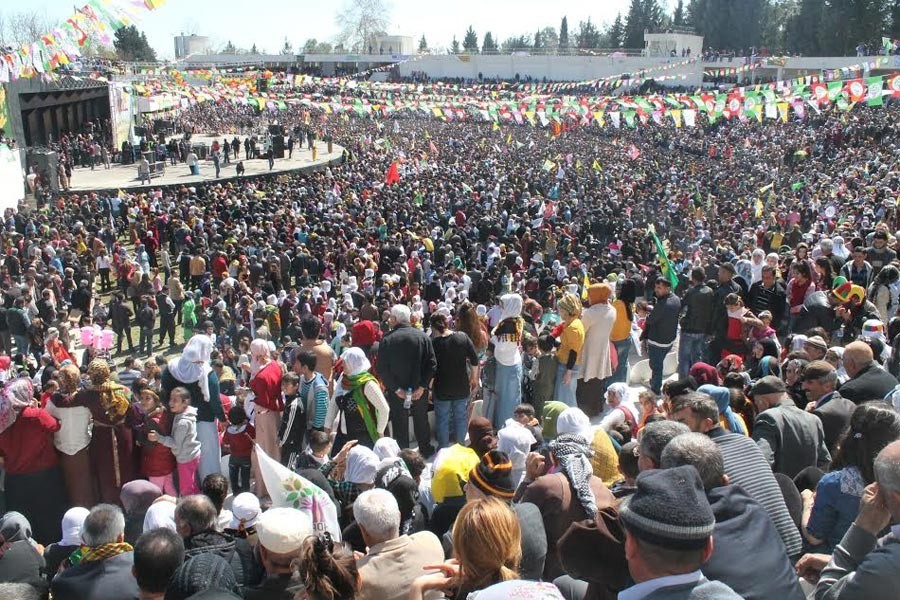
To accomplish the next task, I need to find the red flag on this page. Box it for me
[626,145,641,160]
[429,140,439,156]
[845,79,866,103]
[384,161,400,185]
[889,74,900,98]
[811,82,828,104]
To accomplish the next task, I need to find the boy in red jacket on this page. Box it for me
[222,405,255,495]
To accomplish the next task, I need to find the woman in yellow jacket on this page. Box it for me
[609,278,637,384]
[555,293,584,407]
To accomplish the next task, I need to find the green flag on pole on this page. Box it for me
[648,225,679,289]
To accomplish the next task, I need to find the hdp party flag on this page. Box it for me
[254,445,341,540]
[648,225,678,289]
[385,161,400,184]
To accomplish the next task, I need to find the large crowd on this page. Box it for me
[0,82,897,600]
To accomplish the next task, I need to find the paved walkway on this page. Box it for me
[67,135,343,192]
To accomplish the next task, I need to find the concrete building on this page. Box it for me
[174,34,211,59]
[373,35,415,56]
[644,30,704,58]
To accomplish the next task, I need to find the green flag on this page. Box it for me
[791,180,806,191]
[649,226,679,289]
[867,76,884,106]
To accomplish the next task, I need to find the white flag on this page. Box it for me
[254,445,342,540]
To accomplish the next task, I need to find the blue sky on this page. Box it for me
[21,0,661,59]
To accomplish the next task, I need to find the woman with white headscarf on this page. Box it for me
[325,347,389,452]
[490,293,524,426]
[44,507,90,580]
[323,443,379,525]
[599,382,641,437]
[162,334,225,480]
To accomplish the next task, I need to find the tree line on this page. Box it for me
[442,0,900,56]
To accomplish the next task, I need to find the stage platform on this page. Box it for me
[67,134,344,192]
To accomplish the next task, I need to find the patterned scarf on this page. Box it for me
[70,542,133,566]
[550,433,597,518]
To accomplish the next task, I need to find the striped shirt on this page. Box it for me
[708,427,803,558]
[300,372,329,430]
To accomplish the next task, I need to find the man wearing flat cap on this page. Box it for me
[750,375,831,478]
[618,465,742,599]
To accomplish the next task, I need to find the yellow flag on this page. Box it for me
[542,159,555,172]
[424,130,431,139]
[492,121,500,131]
[755,198,764,218]
[506,132,512,145]
[582,272,591,301]
[592,159,601,172]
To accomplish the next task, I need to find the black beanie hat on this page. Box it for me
[619,465,715,550]
[469,450,515,499]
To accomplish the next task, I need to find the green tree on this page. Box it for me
[623,0,665,48]
[689,0,768,51]
[892,0,900,37]
[576,18,601,48]
[463,25,479,52]
[533,29,543,49]
[280,37,293,55]
[502,35,531,52]
[451,36,461,54]
[418,34,428,52]
[539,26,559,51]
[673,0,686,25]
[482,31,498,53]
[223,40,237,53]
[607,13,625,48]
[113,25,156,61]
[250,43,258,54]
[559,16,569,51]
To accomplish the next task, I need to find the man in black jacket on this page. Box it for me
[110,293,134,355]
[136,295,156,357]
[157,287,176,347]
[641,277,681,394]
[660,434,807,600]
[746,265,787,333]
[377,304,437,457]
[801,361,857,455]
[840,341,899,404]
[709,263,742,363]
[678,267,714,377]
[175,495,263,590]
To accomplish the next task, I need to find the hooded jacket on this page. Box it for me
[704,484,806,600]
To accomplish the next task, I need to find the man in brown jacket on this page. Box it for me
[515,431,615,580]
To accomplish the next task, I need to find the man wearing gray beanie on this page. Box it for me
[618,465,742,599]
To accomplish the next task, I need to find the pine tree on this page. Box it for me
[462,26,479,52]
[223,40,237,54]
[482,31,498,53]
[450,36,461,54]
[559,16,569,51]
[534,29,543,49]
[418,35,427,52]
[280,37,293,54]
[673,0,685,26]
[576,19,601,49]
[250,43,259,54]
[607,14,625,48]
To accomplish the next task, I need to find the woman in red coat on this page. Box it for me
[0,377,68,544]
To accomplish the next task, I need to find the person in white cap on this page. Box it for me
[223,492,262,548]
[244,507,313,600]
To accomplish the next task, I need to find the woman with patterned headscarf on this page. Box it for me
[76,359,135,505]
[46,364,95,507]
[0,377,68,544]
[554,293,585,408]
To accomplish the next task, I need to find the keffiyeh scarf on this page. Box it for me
[550,433,597,518]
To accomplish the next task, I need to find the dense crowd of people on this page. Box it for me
[0,83,897,599]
